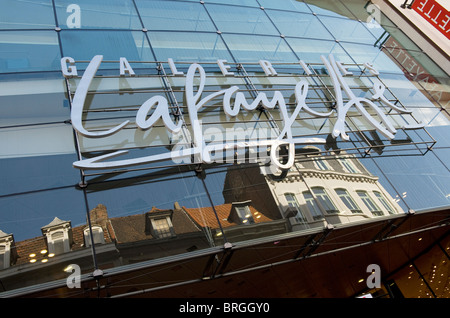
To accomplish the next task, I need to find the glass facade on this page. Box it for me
[0,0,448,298]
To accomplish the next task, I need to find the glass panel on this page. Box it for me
[0,31,60,73]
[0,186,86,242]
[221,34,297,63]
[85,168,218,259]
[286,38,350,64]
[54,0,142,29]
[304,0,355,18]
[0,0,55,29]
[338,42,404,74]
[136,0,216,32]
[258,0,311,12]
[201,164,291,244]
[148,31,232,62]
[266,10,333,40]
[318,15,377,45]
[60,30,154,70]
[205,3,279,35]
[206,0,259,7]
[370,153,450,211]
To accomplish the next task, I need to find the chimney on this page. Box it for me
[89,204,108,226]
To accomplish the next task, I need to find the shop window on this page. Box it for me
[84,226,105,247]
[284,193,307,222]
[335,189,362,213]
[374,191,396,214]
[311,187,339,214]
[357,191,384,216]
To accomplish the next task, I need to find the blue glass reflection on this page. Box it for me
[0,31,60,73]
[54,0,142,30]
[136,0,216,32]
[0,0,55,30]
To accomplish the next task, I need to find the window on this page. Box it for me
[374,191,396,214]
[339,158,359,173]
[314,158,331,171]
[357,191,384,216]
[50,231,66,255]
[151,217,174,238]
[235,206,255,225]
[84,226,105,247]
[303,191,324,220]
[335,189,362,213]
[0,245,6,269]
[285,193,306,222]
[41,217,72,255]
[312,187,339,214]
[0,231,13,269]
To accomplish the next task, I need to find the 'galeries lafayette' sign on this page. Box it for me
[61,55,422,171]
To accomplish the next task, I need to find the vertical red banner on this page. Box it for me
[412,0,450,40]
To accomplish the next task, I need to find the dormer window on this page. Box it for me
[0,230,14,270]
[41,217,72,255]
[235,205,255,224]
[146,208,175,239]
[84,225,105,247]
[150,217,174,238]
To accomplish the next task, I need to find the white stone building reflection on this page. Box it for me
[224,146,404,233]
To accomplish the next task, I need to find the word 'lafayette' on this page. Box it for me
[61,55,419,170]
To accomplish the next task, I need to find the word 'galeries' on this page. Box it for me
[61,55,420,171]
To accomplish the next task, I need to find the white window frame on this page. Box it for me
[374,191,396,214]
[311,187,339,214]
[84,225,105,247]
[303,191,324,220]
[335,188,362,213]
[339,157,359,174]
[313,157,332,171]
[150,216,175,238]
[357,191,384,216]
[284,193,307,222]
[0,245,8,270]
[47,230,70,255]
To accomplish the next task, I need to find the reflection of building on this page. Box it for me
[184,201,289,245]
[224,148,404,233]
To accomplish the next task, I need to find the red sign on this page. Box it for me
[412,0,450,40]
